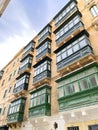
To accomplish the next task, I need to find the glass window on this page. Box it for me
[69,21,74,29]
[67,48,73,56]
[80,79,88,90]
[72,82,80,93]
[90,5,98,17]
[88,125,98,130]
[89,75,98,87]
[62,51,67,59]
[58,87,64,98]
[79,39,87,48]
[73,44,79,52]
[1,79,5,86]
[57,55,62,63]
[41,94,45,104]
[3,89,7,99]
[2,107,6,115]
[65,85,72,95]
[68,126,79,130]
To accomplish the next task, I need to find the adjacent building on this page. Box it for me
[0,0,10,16]
[0,0,98,130]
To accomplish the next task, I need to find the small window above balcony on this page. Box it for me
[0,70,4,79]
[13,72,30,95]
[19,55,33,74]
[21,41,35,61]
[38,24,52,45]
[36,39,51,61]
[54,0,77,27]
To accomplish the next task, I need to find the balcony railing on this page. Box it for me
[57,46,93,70]
[56,21,84,45]
[33,70,51,84]
[13,83,28,94]
[55,6,78,27]
[19,63,32,74]
[29,104,51,117]
[7,112,24,123]
[36,48,51,61]
[38,32,51,45]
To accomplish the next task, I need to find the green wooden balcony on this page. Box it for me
[7,97,26,124]
[57,63,98,112]
[29,85,51,118]
[58,86,98,111]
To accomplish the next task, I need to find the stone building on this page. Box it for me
[0,0,98,130]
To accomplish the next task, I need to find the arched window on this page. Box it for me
[90,5,98,17]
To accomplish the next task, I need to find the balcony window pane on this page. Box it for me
[70,2,75,9]
[62,10,66,17]
[89,75,98,87]
[67,48,73,56]
[57,55,61,62]
[69,21,74,28]
[72,82,80,93]
[33,98,36,106]
[41,95,45,104]
[62,51,67,59]
[65,85,72,95]
[66,7,70,13]
[74,16,80,24]
[73,44,79,52]
[64,25,68,32]
[79,39,87,48]
[80,79,88,90]
[58,87,64,98]
[37,96,40,105]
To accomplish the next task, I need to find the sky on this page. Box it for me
[0,0,69,70]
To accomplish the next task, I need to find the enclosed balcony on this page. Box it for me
[21,41,35,61]
[33,57,51,85]
[54,0,78,27]
[19,55,33,74]
[38,25,52,44]
[57,46,93,70]
[55,33,94,71]
[29,85,51,117]
[33,70,51,84]
[56,62,98,112]
[7,97,26,124]
[55,14,84,46]
[13,73,30,95]
[36,40,51,61]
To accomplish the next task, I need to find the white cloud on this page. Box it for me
[0,29,36,70]
[0,0,37,70]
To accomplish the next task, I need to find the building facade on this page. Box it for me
[0,0,98,130]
